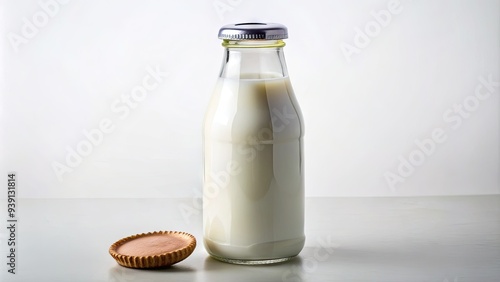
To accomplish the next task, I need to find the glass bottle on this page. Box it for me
[203,23,304,265]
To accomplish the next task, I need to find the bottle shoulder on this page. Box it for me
[204,77,303,143]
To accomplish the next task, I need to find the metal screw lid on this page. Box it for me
[218,23,288,40]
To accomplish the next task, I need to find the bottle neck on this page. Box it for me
[219,40,289,79]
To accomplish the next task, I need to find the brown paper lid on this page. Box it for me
[109,231,196,269]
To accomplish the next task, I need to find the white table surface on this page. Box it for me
[0,196,499,282]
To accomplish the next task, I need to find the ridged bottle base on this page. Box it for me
[209,254,296,265]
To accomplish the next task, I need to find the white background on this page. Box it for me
[0,0,498,198]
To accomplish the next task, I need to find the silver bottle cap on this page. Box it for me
[218,23,288,40]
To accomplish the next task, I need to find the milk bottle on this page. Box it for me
[203,23,305,264]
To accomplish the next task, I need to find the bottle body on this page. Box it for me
[203,37,304,264]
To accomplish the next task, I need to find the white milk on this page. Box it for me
[203,74,305,261]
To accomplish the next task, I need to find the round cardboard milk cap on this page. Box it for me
[109,231,196,269]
